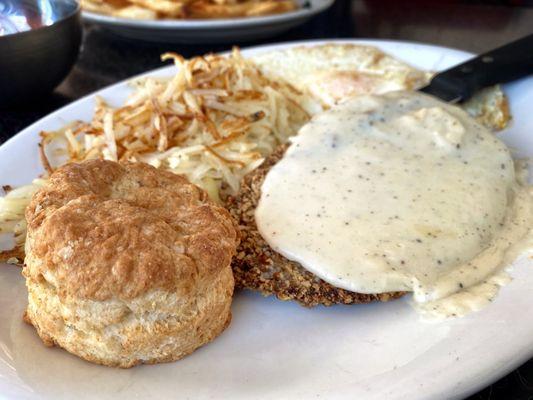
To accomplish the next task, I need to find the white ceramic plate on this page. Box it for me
[1,39,532,400]
[81,0,334,43]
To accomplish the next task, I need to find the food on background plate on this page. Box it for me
[80,0,298,19]
[23,160,237,367]
[233,91,532,317]
[185,0,297,18]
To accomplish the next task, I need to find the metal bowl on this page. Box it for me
[0,0,81,108]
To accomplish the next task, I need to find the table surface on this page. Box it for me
[1,0,532,399]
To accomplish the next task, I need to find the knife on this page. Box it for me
[419,33,533,103]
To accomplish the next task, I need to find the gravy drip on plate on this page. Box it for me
[255,91,533,318]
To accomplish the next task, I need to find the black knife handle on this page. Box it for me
[429,33,533,101]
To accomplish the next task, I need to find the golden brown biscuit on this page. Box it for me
[23,160,238,368]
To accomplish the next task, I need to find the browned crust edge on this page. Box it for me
[23,309,232,368]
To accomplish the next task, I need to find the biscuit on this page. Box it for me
[24,160,238,368]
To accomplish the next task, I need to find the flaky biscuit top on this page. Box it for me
[24,160,237,301]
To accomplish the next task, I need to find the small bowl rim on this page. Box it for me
[0,0,81,41]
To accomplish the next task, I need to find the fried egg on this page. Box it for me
[251,44,510,130]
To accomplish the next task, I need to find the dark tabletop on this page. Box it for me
[1,0,532,398]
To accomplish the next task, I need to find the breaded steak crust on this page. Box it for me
[226,145,404,307]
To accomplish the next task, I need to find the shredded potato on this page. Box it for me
[0,180,47,263]
[0,49,310,263]
[40,48,309,201]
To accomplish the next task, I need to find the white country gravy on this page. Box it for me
[255,91,533,318]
